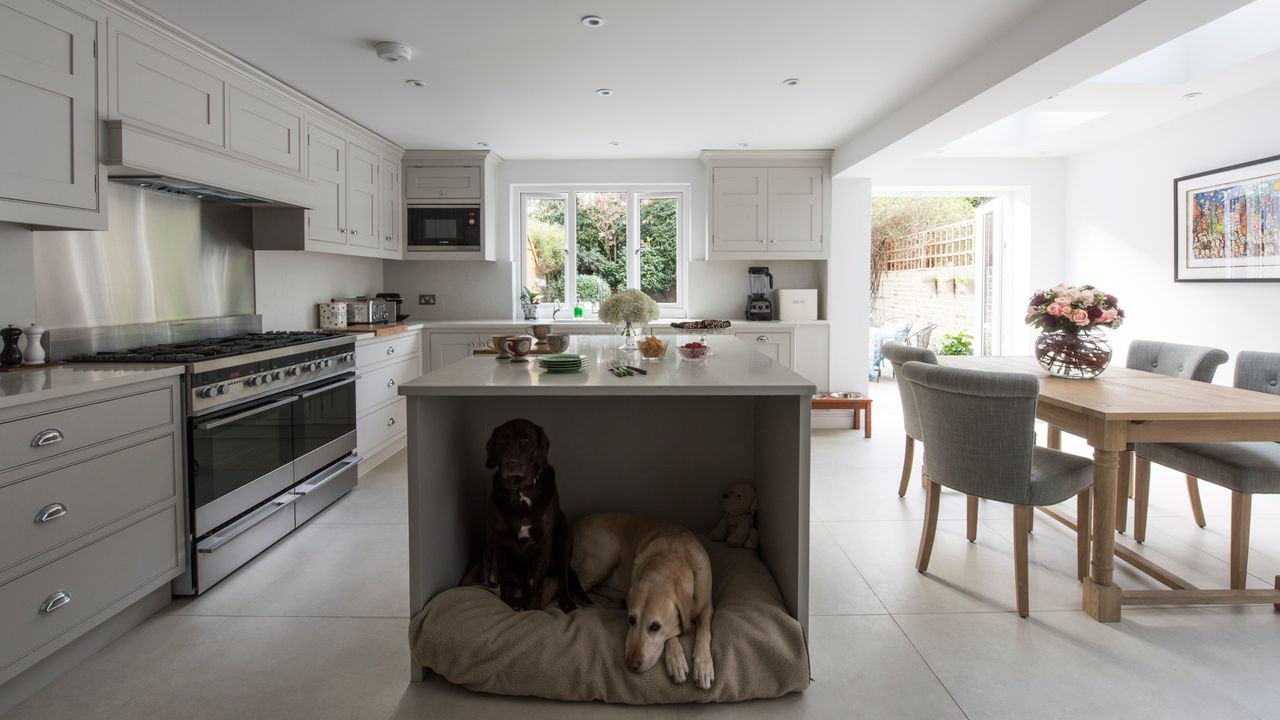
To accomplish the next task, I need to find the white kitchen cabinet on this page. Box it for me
[429,333,481,371]
[767,167,823,253]
[736,330,792,369]
[380,156,401,253]
[306,122,347,246]
[405,165,481,200]
[226,82,304,175]
[710,167,768,252]
[109,15,225,148]
[354,331,421,475]
[703,152,830,260]
[0,0,104,229]
[345,141,380,249]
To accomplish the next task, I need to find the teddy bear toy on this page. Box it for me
[709,482,759,550]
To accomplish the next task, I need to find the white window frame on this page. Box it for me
[515,184,689,318]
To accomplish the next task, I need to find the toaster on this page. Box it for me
[341,297,391,324]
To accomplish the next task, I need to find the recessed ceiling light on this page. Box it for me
[596,88,614,97]
[374,41,413,64]
[405,79,426,87]
[608,141,621,146]
[581,15,605,27]
[738,143,750,147]
[1182,91,1203,99]
[1046,94,1057,100]
[138,182,152,188]
[782,78,800,87]
[476,142,489,147]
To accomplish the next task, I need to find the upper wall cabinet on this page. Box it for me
[703,151,831,260]
[405,165,481,200]
[401,150,501,262]
[306,121,346,246]
[380,156,401,253]
[346,141,380,249]
[110,16,224,148]
[0,0,105,229]
[226,83,304,175]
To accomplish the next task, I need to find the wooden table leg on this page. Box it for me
[1083,441,1123,621]
[852,408,861,430]
[1047,426,1062,450]
[863,402,872,439]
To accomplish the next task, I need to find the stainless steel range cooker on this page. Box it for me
[69,328,359,594]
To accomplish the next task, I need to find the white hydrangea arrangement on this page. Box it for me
[598,288,659,326]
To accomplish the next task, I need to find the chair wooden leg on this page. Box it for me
[1013,505,1031,618]
[897,436,915,497]
[916,479,942,573]
[966,495,978,542]
[1133,456,1151,543]
[1186,475,1207,528]
[1230,492,1252,590]
[1076,489,1092,581]
[1047,426,1061,450]
[1116,450,1132,533]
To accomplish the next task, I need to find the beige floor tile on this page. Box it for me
[312,453,409,525]
[389,678,678,720]
[809,523,887,616]
[172,521,409,618]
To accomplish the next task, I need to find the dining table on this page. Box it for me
[941,356,1280,621]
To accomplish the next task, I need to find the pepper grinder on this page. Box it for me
[0,325,23,368]
[22,323,46,365]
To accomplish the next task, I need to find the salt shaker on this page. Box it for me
[0,325,23,368]
[22,323,46,365]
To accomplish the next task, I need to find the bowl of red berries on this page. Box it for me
[677,341,709,360]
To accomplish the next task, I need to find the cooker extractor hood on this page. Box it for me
[109,176,274,205]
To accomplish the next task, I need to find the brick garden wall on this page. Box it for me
[873,268,977,351]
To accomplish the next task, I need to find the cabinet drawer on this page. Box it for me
[735,331,792,368]
[405,165,481,200]
[0,387,174,473]
[356,356,420,416]
[357,398,406,456]
[0,506,179,675]
[0,434,177,572]
[356,333,420,368]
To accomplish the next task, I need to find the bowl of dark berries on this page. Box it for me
[677,341,709,360]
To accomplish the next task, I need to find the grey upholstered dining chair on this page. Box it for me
[899,361,1094,617]
[1134,351,1280,589]
[1123,340,1229,533]
[882,341,938,497]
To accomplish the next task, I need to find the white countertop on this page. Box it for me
[348,322,424,342]
[397,335,816,397]
[0,364,185,411]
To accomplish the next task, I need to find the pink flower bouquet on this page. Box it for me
[1025,284,1124,334]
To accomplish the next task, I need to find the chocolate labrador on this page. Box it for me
[482,418,588,612]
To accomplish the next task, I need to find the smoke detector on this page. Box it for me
[374,42,413,64]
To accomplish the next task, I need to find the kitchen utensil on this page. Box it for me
[525,324,553,345]
[624,365,648,375]
[22,323,46,365]
[0,325,23,367]
[319,301,348,329]
[341,297,392,324]
[490,335,514,360]
[503,335,533,362]
[543,334,569,353]
[538,354,587,373]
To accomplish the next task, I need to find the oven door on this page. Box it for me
[190,394,297,538]
[293,373,357,480]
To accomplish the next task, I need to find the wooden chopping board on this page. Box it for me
[334,323,408,336]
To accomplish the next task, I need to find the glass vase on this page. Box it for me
[617,321,640,350]
[1035,330,1112,379]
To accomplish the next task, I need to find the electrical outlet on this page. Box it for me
[419,294,436,306]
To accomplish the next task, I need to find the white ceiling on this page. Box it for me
[137,0,1054,158]
[934,0,1280,157]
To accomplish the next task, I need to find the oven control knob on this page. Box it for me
[261,373,273,384]
[286,366,300,377]
[215,383,228,396]
[302,362,315,372]
[271,370,283,381]
[320,359,332,369]
[246,376,260,387]
[198,386,216,399]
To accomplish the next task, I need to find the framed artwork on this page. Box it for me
[1174,153,1280,282]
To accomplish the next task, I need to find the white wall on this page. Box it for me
[1064,81,1280,371]
[254,251,384,330]
[382,158,825,321]
[829,178,873,392]
[872,157,1068,353]
[0,223,35,327]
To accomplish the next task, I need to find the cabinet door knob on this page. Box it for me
[769,239,777,244]
[35,503,68,524]
[386,346,396,355]
[387,417,397,427]
[39,590,71,614]
[757,335,769,343]
[386,378,396,388]
[351,229,359,236]
[31,429,64,448]
[439,191,446,197]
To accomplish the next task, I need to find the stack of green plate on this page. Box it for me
[537,354,588,373]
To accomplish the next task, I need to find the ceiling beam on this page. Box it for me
[832,0,1252,178]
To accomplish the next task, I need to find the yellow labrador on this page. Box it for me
[571,513,714,690]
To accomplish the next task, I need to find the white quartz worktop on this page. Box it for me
[398,335,815,397]
[0,364,185,411]
[347,322,424,342]
[412,319,826,329]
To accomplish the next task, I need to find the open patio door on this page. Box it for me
[974,198,1004,355]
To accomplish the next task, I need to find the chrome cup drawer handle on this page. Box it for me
[40,590,71,614]
[35,503,68,524]
[31,429,64,448]
[757,335,769,343]
[387,417,397,427]
[386,378,396,388]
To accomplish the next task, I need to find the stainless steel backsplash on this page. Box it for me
[33,183,255,329]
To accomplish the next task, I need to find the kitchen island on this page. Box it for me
[398,335,815,680]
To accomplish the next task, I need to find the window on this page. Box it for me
[520,186,687,316]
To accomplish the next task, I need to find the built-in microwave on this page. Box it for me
[406,205,481,252]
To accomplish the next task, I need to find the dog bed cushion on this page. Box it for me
[408,540,810,704]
